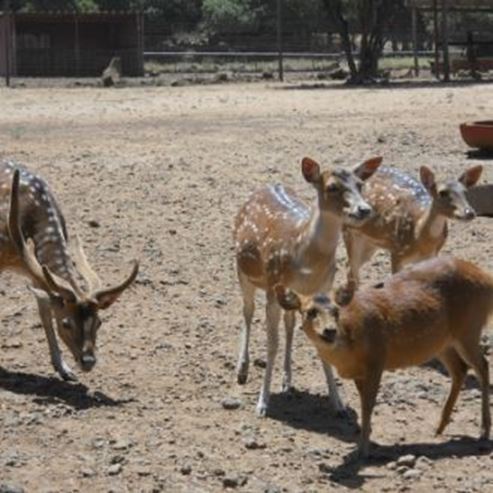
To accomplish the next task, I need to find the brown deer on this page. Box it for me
[276,255,492,457]
[343,164,483,292]
[234,156,382,416]
[1,160,138,380]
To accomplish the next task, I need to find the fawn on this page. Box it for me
[276,255,492,457]
[234,155,382,416]
[343,164,483,291]
[1,160,138,380]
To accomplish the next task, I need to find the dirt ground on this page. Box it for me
[0,79,493,493]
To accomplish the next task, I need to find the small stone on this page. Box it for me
[88,219,100,228]
[387,461,397,470]
[402,469,422,480]
[253,358,266,369]
[180,464,192,475]
[107,464,122,476]
[213,468,225,476]
[137,467,152,477]
[397,454,416,468]
[0,485,25,493]
[244,437,266,450]
[416,456,432,468]
[81,468,96,478]
[222,475,239,488]
[221,398,242,410]
[112,439,132,451]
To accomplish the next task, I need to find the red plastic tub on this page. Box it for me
[460,121,493,151]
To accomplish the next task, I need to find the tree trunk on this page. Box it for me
[323,0,396,85]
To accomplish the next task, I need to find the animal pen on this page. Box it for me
[0,10,144,78]
[408,0,493,80]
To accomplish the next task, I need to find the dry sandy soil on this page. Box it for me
[0,79,493,493]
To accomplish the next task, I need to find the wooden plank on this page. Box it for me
[466,184,493,218]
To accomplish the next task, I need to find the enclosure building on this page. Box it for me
[0,10,144,77]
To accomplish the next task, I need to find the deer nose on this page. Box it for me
[81,353,96,371]
[464,208,476,221]
[357,205,372,219]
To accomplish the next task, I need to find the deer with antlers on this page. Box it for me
[343,164,483,293]
[1,160,138,380]
[276,256,492,458]
[234,156,382,416]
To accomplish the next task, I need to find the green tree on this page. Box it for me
[322,0,406,84]
[202,0,265,34]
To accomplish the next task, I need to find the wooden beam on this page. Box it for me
[412,6,420,76]
[441,0,450,81]
[433,0,440,79]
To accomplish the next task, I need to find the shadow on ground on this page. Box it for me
[466,149,493,160]
[0,367,134,410]
[280,79,493,92]
[267,389,360,443]
[325,436,493,489]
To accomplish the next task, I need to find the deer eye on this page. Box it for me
[326,183,339,193]
[307,308,319,319]
[62,318,72,329]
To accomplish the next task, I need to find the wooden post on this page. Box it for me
[136,12,144,76]
[432,0,440,80]
[276,0,283,81]
[3,0,11,86]
[412,6,419,77]
[74,14,80,76]
[441,0,450,82]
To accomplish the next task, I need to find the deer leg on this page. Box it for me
[236,275,256,385]
[322,362,346,415]
[344,230,377,291]
[256,290,280,417]
[281,310,295,392]
[455,339,491,439]
[36,297,77,382]
[354,367,382,458]
[436,348,468,435]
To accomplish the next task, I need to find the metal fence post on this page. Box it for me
[3,0,11,87]
[276,0,283,81]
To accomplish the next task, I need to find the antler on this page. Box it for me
[72,234,103,293]
[93,260,139,309]
[8,169,77,301]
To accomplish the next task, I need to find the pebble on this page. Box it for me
[88,219,100,228]
[180,464,192,475]
[81,468,96,478]
[402,469,422,480]
[0,485,24,493]
[244,437,266,450]
[222,475,240,488]
[397,454,416,468]
[221,398,242,410]
[112,439,132,451]
[107,464,122,476]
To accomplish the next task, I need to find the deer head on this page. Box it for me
[420,165,483,221]
[8,169,139,372]
[301,156,382,226]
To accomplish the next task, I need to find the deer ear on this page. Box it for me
[459,165,483,188]
[353,156,382,181]
[27,285,50,302]
[301,157,321,183]
[274,285,301,311]
[420,166,437,195]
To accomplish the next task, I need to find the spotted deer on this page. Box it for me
[276,256,492,458]
[1,160,138,380]
[343,164,483,292]
[234,156,382,416]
